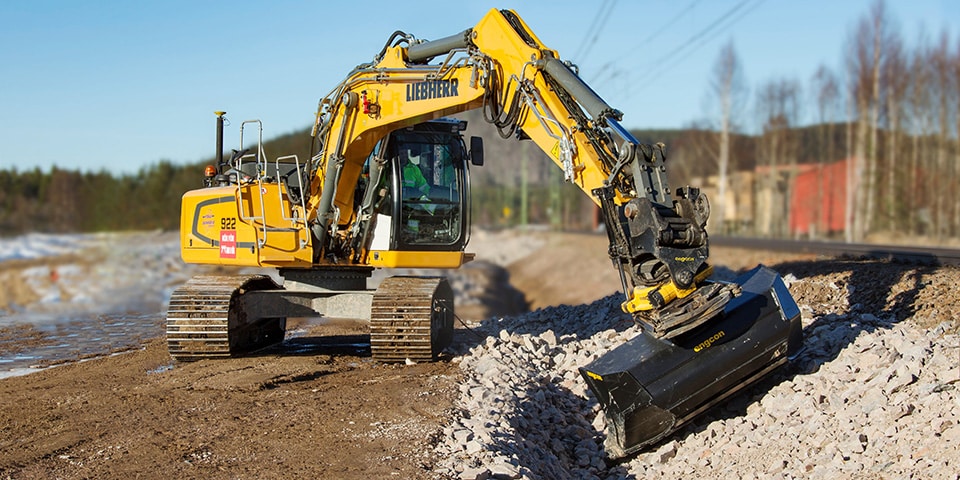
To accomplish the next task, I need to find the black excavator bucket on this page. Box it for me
[579,265,803,458]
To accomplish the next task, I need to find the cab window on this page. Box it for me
[392,132,464,247]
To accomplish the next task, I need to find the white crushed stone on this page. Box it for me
[434,266,960,479]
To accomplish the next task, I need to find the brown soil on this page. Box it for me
[0,320,459,479]
[1,232,956,479]
[0,324,54,356]
[507,232,623,310]
[505,233,821,311]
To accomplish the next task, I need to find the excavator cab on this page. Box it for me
[364,119,480,259]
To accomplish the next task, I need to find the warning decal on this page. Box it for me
[219,230,237,259]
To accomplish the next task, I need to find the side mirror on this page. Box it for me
[469,136,484,167]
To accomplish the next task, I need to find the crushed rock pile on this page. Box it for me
[435,262,960,479]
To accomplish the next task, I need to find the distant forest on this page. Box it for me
[0,118,843,236]
[0,112,953,239]
[0,130,313,235]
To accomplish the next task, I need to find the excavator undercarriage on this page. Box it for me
[166,275,286,360]
[166,271,453,363]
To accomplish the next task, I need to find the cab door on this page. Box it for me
[389,131,468,251]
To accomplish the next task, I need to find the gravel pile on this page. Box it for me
[434,260,960,479]
[435,296,639,479]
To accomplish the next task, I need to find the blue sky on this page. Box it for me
[1,0,956,174]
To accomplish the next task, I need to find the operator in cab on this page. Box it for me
[402,148,430,199]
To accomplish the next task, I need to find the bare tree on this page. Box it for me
[845,0,893,242]
[846,12,871,241]
[678,120,720,181]
[906,33,935,236]
[707,39,747,234]
[881,27,907,232]
[845,78,856,242]
[954,36,960,235]
[811,65,841,238]
[755,77,802,237]
[931,31,953,240]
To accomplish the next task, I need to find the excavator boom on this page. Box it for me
[304,9,725,331]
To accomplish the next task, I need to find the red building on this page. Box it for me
[789,158,848,237]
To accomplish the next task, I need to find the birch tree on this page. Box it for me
[757,78,801,237]
[708,39,747,234]
[811,65,841,238]
[906,35,935,236]
[881,29,907,232]
[845,0,892,241]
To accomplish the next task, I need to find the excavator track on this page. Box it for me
[166,274,286,361]
[370,276,453,363]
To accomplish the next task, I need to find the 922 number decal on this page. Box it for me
[220,217,237,229]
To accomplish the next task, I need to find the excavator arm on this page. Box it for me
[307,8,727,337]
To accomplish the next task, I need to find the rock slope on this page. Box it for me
[436,258,960,479]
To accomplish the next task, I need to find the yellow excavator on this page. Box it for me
[169,9,802,457]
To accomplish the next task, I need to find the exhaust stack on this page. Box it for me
[215,111,226,172]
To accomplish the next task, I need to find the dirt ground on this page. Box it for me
[0,232,929,479]
[1,233,617,479]
[0,317,462,479]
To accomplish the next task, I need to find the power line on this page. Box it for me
[574,0,615,60]
[644,0,751,68]
[634,0,766,90]
[573,0,618,67]
[636,0,703,49]
[589,0,699,84]
[586,0,767,111]
[573,0,609,60]
[632,0,767,90]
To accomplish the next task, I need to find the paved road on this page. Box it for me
[712,236,960,266]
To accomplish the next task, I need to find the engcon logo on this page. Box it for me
[693,330,725,352]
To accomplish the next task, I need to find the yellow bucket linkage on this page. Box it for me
[621,264,715,314]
